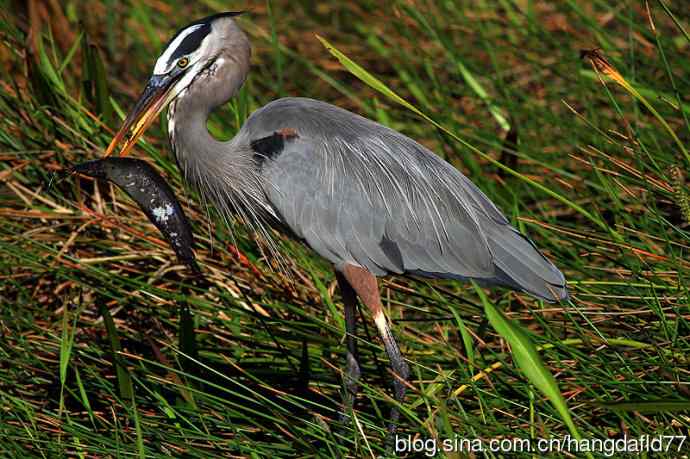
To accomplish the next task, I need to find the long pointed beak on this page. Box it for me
[105,74,177,157]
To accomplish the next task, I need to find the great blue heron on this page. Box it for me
[105,12,568,435]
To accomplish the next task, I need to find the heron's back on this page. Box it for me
[241,97,567,302]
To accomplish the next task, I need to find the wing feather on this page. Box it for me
[244,98,567,300]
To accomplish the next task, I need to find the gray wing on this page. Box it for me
[242,98,567,301]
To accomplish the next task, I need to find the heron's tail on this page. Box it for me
[485,223,568,303]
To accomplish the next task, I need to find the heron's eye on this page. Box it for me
[177,57,190,68]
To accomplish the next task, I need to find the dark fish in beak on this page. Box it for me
[70,158,200,275]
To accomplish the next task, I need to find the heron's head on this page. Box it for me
[106,12,250,157]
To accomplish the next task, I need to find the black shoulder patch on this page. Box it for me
[251,133,286,166]
[251,129,298,166]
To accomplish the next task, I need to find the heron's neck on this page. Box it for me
[166,51,250,173]
[167,98,225,174]
[166,96,271,219]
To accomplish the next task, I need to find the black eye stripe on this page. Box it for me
[168,23,211,64]
[162,12,243,69]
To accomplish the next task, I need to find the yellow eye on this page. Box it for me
[177,57,189,68]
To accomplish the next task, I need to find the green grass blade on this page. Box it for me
[658,0,690,44]
[37,35,64,92]
[59,299,76,420]
[58,30,83,74]
[98,303,134,400]
[475,284,589,456]
[456,60,510,131]
[130,393,145,459]
[73,367,95,425]
[449,305,475,366]
[59,301,75,388]
[91,45,113,123]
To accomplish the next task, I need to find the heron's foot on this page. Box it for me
[385,416,399,452]
[384,370,407,450]
[337,351,361,424]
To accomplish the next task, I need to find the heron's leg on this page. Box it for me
[335,270,361,418]
[341,264,409,437]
